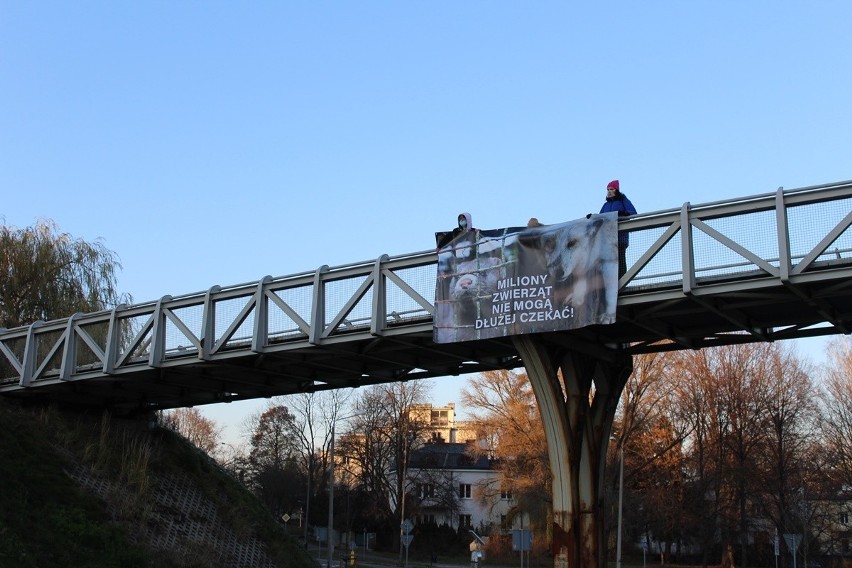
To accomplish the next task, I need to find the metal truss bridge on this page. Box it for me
[1,181,851,413]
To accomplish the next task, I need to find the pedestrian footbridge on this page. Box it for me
[1,181,850,413]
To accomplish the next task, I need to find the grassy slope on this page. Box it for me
[0,402,316,568]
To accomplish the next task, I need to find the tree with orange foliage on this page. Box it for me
[461,369,551,538]
[161,407,222,455]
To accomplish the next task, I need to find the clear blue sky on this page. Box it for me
[2,2,849,444]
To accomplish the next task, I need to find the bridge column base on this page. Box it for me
[512,334,633,568]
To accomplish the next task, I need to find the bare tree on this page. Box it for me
[811,336,852,558]
[611,352,689,562]
[215,440,250,482]
[340,380,431,552]
[670,349,722,568]
[286,390,349,542]
[634,414,689,561]
[667,343,819,568]
[819,337,852,487]
[410,461,462,526]
[757,343,817,550]
[617,352,678,444]
[716,344,776,568]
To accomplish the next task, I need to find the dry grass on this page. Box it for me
[1,401,316,568]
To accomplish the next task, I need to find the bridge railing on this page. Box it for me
[1,180,850,387]
[0,251,440,386]
[621,181,852,294]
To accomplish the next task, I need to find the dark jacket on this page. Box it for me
[600,193,637,245]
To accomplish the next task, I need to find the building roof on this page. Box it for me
[409,441,495,470]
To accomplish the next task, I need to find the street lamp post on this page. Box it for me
[617,442,624,568]
[327,414,357,568]
[608,435,625,568]
[327,421,337,568]
[304,455,312,548]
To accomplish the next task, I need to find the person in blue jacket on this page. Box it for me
[599,179,637,277]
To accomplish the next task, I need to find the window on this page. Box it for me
[459,483,472,499]
[432,410,449,426]
[841,511,849,525]
[418,514,436,526]
[418,483,435,499]
[459,514,472,528]
[501,489,513,500]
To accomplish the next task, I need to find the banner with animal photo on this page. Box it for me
[433,213,619,344]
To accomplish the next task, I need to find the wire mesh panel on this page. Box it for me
[30,328,63,381]
[268,285,313,341]
[693,209,779,280]
[0,335,25,384]
[117,312,157,365]
[75,320,110,372]
[163,304,203,358]
[787,196,852,268]
[324,275,372,331]
[624,224,683,290]
[213,295,254,351]
[383,264,434,324]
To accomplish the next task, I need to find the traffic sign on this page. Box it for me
[401,534,414,547]
[402,519,414,534]
[784,533,802,554]
[511,529,532,552]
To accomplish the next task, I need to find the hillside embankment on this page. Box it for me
[0,401,315,568]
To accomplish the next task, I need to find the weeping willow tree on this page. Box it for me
[0,218,130,329]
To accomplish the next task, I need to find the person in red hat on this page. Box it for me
[598,179,637,277]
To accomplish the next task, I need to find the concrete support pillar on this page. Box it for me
[513,334,633,568]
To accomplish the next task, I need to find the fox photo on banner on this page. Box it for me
[434,213,619,344]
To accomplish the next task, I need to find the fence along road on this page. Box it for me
[1,181,850,413]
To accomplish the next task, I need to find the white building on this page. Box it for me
[407,403,526,533]
[408,441,515,533]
